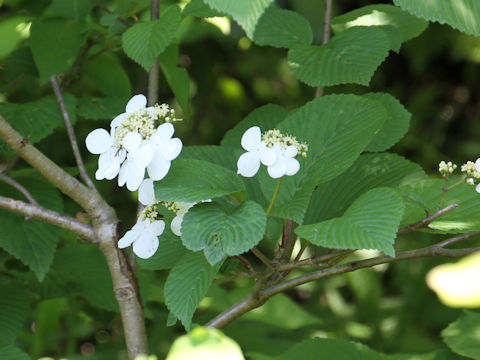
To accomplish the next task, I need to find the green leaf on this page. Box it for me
[154,159,245,202]
[203,0,274,38]
[0,345,31,360]
[159,44,190,120]
[164,251,220,329]
[41,244,118,311]
[29,19,85,82]
[181,145,238,172]
[49,0,94,20]
[400,179,480,233]
[252,6,313,48]
[182,0,224,18]
[0,17,29,60]
[442,311,480,359]
[0,170,63,280]
[304,153,426,225]
[0,95,77,154]
[388,350,463,360]
[122,5,181,71]
[288,26,390,87]
[76,97,125,120]
[81,53,132,99]
[182,200,267,265]
[137,229,187,270]
[0,284,30,346]
[393,0,480,37]
[259,94,387,223]
[296,188,404,256]
[331,4,429,44]
[363,93,411,152]
[279,338,386,360]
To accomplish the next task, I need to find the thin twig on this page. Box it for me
[397,204,458,236]
[60,40,95,91]
[315,0,332,98]
[147,0,160,106]
[0,196,95,241]
[0,174,38,205]
[50,76,98,194]
[251,247,275,270]
[1,155,19,174]
[276,249,353,272]
[91,0,132,27]
[435,231,480,248]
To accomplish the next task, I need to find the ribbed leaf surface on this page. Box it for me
[304,153,426,225]
[259,95,387,223]
[137,229,187,270]
[0,345,31,360]
[0,284,29,346]
[364,93,411,152]
[332,4,428,43]
[181,145,238,171]
[400,180,480,233]
[154,159,244,202]
[182,0,223,18]
[296,188,404,256]
[288,27,390,87]
[394,0,480,37]
[442,311,480,359]
[0,170,63,280]
[252,7,313,48]
[122,5,181,70]
[182,200,267,265]
[203,0,274,38]
[164,251,220,329]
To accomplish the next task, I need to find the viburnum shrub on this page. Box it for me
[0,1,479,360]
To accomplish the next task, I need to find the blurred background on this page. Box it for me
[0,0,479,358]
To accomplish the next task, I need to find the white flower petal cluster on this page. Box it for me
[475,158,480,193]
[85,95,182,191]
[237,126,305,179]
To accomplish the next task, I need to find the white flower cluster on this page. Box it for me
[462,159,480,192]
[438,161,457,175]
[118,178,209,258]
[237,126,307,178]
[85,95,182,191]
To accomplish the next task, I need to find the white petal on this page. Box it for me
[96,148,120,180]
[131,144,154,169]
[126,94,147,113]
[171,215,183,236]
[476,183,480,193]
[118,225,141,248]
[122,132,142,153]
[147,151,171,180]
[284,157,300,176]
[285,145,298,158]
[162,138,183,161]
[132,233,159,259]
[267,159,286,178]
[475,158,480,173]
[150,220,165,236]
[111,113,126,129]
[241,126,261,152]
[155,122,175,141]
[259,145,276,166]
[86,129,112,154]
[125,164,146,191]
[138,179,156,206]
[237,152,261,177]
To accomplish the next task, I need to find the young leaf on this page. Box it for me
[252,7,313,48]
[0,170,63,281]
[0,284,30,346]
[29,19,85,82]
[181,200,267,265]
[442,311,480,359]
[288,27,390,87]
[296,188,404,257]
[122,5,181,71]
[332,4,428,44]
[203,0,274,38]
[393,0,480,37]
[164,251,221,329]
[363,93,411,152]
[304,153,426,225]
[0,345,31,360]
[154,159,244,202]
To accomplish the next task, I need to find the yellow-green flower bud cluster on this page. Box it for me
[438,161,457,175]
[142,204,161,222]
[262,129,308,157]
[461,161,480,185]
[161,201,181,214]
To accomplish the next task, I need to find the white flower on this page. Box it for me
[110,94,153,131]
[118,216,165,259]
[267,144,300,178]
[170,202,196,236]
[86,128,126,180]
[147,122,183,181]
[237,126,276,177]
[138,178,156,206]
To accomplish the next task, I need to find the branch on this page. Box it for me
[0,114,148,359]
[0,196,95,242]
[397,204,458,236]
[91,0,132,27]
[147,0,160,106]
[0,155,19,174]
[50,76,98,193]
[315,0,332,98]
[206,233,480,329]
[0,174,38,205]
